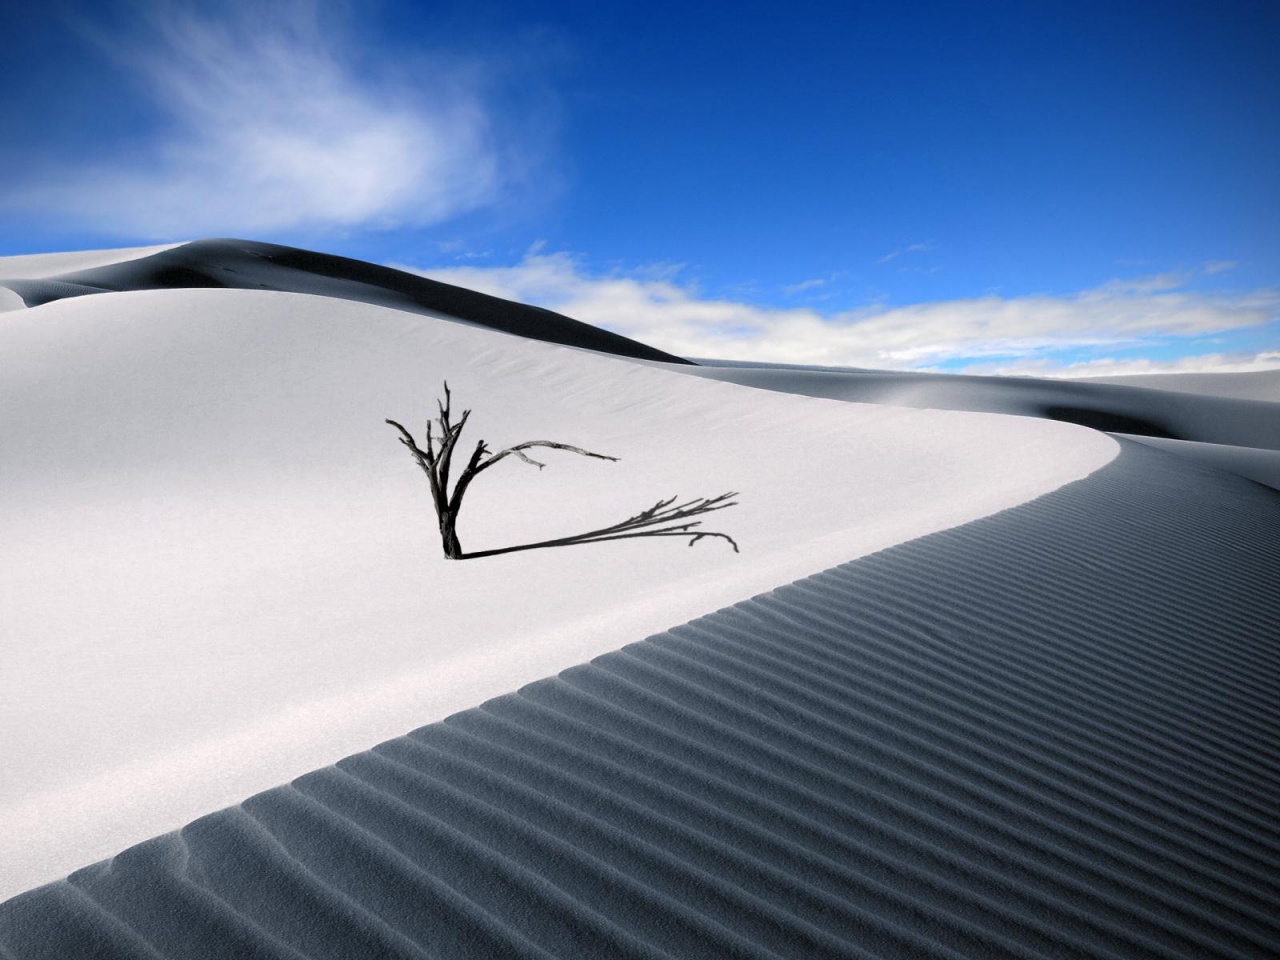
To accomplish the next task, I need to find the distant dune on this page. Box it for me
[1,241,1276,958]
[0,238,687,364]
[676,358,1280,447]
[672,358,1280,490]
[1085,368,1280,402]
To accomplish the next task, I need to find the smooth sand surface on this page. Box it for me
[0,285,1113,899]
[1085,368,1280,402]
[664,358,1280,500]
[4,440,1277,958]
[672,359,1280,450]
[0,244,182,281]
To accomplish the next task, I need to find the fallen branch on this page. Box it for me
[459,493,740,558]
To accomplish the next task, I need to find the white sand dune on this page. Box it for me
[0,237,684,362]
[0,245,181,314]
[0,244,183,282]
[0,276,1112,899]
[4,440,1278,959]
[674,359,1280,450]
[666,358,1280,498]
[3,241,1277,958]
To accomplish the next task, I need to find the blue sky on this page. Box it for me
[1,0,1277,375]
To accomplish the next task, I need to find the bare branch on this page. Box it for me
[689,531,740,552]
[458,492,741,558]
[388,383,738,560]
[434,405,469,502]
[475,440,619,476]
[386,418,434,478]
[509,449,547,469]
[438,382,451,426]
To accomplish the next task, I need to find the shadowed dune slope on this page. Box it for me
[676,361,1280,450]
[1086,369,1280,402]
[1116,434,1280,491]
[0,238,687,364]
[3,439,1278,960]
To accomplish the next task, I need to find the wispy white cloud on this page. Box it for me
[876,240,937,265]
[781,277,826,295]
[401,250,1280,372]
[6,1,525,237]
[1094,271,1191,295]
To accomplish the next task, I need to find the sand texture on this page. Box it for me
[1117,434,1280,491]
[2,440,1277,958]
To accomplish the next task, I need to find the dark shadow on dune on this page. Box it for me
[4,441,1279,958]
[2,279,112,307]
[145,265,228,289]
[1041,405,1180,439]
[4,238,690,364]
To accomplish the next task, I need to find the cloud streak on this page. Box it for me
[781,277,827,295]
[6,1,514,237]
[876,240,937,265]
[405,250,1280,375]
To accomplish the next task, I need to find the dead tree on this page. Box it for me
[387,383,739,559]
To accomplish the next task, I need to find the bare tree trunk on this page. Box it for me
[439,512,463,559]
[388,383,738,560]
